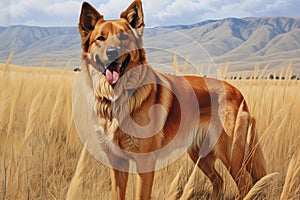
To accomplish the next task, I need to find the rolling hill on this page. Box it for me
[0,17,300,74]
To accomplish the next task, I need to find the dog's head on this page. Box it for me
[78,0,146,85]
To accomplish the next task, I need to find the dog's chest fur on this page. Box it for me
[93,74,162,152]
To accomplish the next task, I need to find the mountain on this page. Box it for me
[1,17,300,74]
[0,25,81,68]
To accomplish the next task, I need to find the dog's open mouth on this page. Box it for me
[95,55,130,85]
[105,62,121,85]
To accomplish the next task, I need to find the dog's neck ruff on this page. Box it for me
[93,64,156,124]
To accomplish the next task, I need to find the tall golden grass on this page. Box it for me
[0,62,299,199]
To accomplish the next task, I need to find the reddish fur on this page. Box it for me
[78,1,267,199]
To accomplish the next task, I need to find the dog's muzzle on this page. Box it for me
[87,52,130,85]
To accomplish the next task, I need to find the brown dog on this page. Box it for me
[78,1,267,199]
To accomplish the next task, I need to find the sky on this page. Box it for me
[0,0,300,27]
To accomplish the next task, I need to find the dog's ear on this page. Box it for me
[78,2,103,38]
[120,0,145,36]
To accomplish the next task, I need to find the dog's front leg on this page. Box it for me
[109,157,129,200]
[135,171,155,200]
[135,155,156,200]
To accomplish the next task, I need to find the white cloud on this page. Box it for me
[0,0,299,27]
[0,0,11,26]
[98,0,131,19]
[6,0,82,26]
[147,0,300,26]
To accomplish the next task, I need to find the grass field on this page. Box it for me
[0,62,299,199]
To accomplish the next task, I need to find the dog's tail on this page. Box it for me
[244,117,267,183]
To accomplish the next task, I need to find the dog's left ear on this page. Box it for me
[120,0,145,36]
[79,2,103,38]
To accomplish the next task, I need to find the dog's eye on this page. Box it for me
[119,32,129,40]
[96,36,106,41]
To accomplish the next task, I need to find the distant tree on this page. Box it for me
[291,75,298,80]
[269,74,274,80]
[73,68,81,72]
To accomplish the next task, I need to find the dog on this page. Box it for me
[78,1,267,199]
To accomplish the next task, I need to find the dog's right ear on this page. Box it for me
[121,0,145,37]
[78,2,103,38]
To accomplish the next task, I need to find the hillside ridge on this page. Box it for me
[0,17,299,73]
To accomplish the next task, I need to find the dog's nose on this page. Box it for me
[106,48,119,61]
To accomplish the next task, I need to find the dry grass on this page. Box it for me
[0,62,299,199]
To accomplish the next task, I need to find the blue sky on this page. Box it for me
[1,0,300,27]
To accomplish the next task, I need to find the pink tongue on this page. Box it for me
[106,69,120,84]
